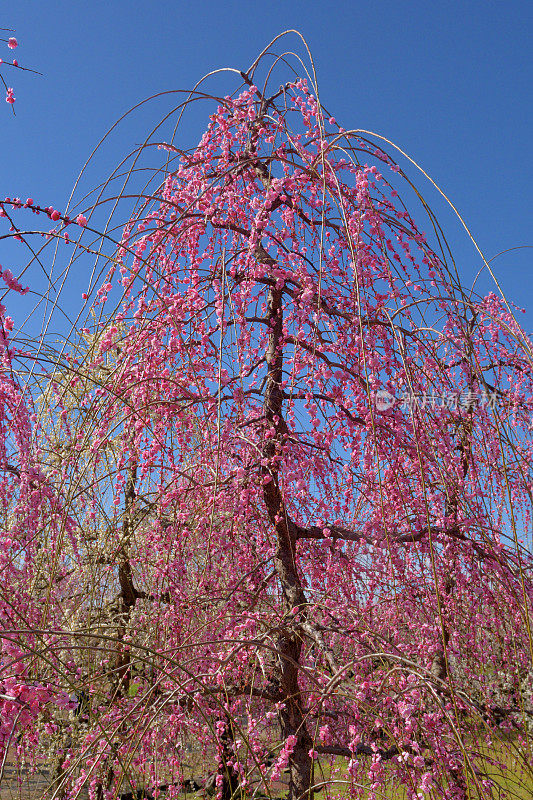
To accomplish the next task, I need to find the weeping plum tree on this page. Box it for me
[0,33,533,800]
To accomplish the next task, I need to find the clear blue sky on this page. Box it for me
[1,0,532,333]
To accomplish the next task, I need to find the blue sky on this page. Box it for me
[1,0,532,334]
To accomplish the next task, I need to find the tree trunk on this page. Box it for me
[261,275,314,800]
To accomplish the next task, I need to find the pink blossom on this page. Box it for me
[1,268,28,294]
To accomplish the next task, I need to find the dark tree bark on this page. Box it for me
[262,275,314,800]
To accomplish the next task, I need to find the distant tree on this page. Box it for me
[0,33,532,800]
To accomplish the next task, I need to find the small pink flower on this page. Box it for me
[12,59,18,67]
[285,735,297,750]
[8,38,18,49]
[4,316,14,331]
[50,209,61,221]
[76,214,87,227]
[5,88,15,104]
